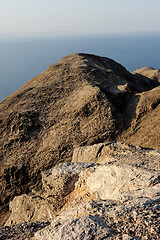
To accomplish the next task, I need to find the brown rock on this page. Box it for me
[120,86,160,149]
[132,66,160,83]
[0,53,125,207]
[0,53,159,220]
[5,194,53,225]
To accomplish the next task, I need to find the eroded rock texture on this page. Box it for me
[0,53,159,210]
[0,53,160,239]
[4,143,160,239]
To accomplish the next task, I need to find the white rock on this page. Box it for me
[76,164,160,201]
[34,215,113,240]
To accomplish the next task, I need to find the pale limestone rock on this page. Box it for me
[4,154,160,239]
[75,164,160,201]
[41,162,97,204]
[34,215,114,240]
[72,141,160,170]
[6,161,160,226]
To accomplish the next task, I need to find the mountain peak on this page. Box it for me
[0,53,159,220]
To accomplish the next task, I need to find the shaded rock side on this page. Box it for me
[132,66,160,83]
[0,53,159,213]
[0,221,50,240]
[119,86,160,149]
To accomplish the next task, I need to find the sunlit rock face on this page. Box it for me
[0,53,160,239]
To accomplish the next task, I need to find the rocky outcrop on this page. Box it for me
[0,53,160,239]
[0,53,159,211]
[132,66,160,83]
[2,194,160,239]
[6,159,160,225]
[72,141,160,170]
[33,196,160,240]
[5,162,97,225]
[4,142,160,239]
[34,215,114,240]
[119,86,160,149]
[39,196,159,240]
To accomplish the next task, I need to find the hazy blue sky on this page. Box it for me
[0,0,160,37]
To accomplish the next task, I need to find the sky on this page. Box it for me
[0,0,160,38]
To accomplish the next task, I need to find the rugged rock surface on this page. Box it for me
[119,86,160,149]
[121,66,160,148]
[34,215,114,240]
[132,66,160,83]
[0,53,159,212]
[3,144,160,239]
[0,53,160,239]
[5,162,97,225]
[72,141,160,169]
[2,197,160,239]
[45,196,159,240]
[0,221,50,240]
[6,154,160,224]
[2,142,160,240]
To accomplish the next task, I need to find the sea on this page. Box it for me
[0,32,160,102]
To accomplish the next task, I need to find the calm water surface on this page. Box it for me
[0,33,160,101]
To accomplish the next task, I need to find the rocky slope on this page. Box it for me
[1,142,160,239]
[119,86,160,148]
[0,53,160,239]
[119,67,160,148]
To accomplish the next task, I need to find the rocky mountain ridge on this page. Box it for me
[0,53,160,239]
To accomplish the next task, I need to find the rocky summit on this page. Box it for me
[0,53,160,239]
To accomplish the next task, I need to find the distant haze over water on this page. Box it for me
[0,32,160,101]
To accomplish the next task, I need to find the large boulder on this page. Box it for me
[72,141,160,170]
[74,164,160,201]
[5,194,53,225]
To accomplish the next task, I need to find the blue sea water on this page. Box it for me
[0,32,160,102]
